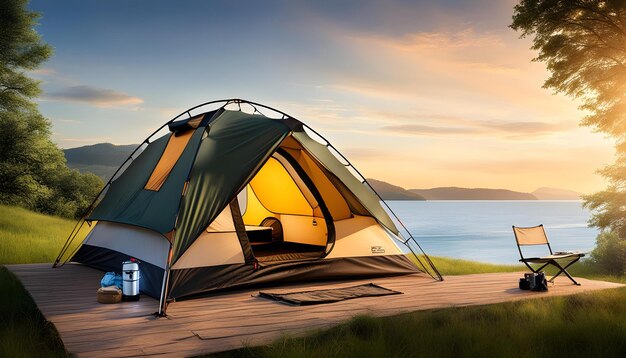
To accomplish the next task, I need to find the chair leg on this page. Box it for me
[548,258,581,286]
[561,268,581,286]
[547,261,563,281]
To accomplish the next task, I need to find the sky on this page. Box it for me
[29,0,614,193]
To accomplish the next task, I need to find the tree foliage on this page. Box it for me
[0,0,52,112]
[512,0,626,274]
[590,231,626,274]
[0,0,103,219]
[0,111,102,218]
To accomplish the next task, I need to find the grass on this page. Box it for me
[0,203,624,357]
[0,266,67,357]
[0,204,80,357]
[0,204,89,265]
[428,256,523,275]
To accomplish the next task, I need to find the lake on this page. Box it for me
[387,200,598,265]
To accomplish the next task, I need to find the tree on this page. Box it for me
[0,110,60,208]
[0,110,103,218]
[0,0,52,112]
[0,0,103,218]
[512,0,626,274]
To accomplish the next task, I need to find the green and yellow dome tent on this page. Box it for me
[54,99,441,315]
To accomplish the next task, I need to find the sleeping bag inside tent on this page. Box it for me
[57,100,440,311]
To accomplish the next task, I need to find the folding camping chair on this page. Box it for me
[512,225,585,285]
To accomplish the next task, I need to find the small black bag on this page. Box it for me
[519,277,531,290]
[519,272,548,291]
[532,272,548,291]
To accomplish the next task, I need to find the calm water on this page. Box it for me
[387,200,598,264]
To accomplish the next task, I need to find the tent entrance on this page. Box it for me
[240,150,334,263]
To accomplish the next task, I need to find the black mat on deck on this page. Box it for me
[258,283,402,305]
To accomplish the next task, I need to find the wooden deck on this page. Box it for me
[6,263,624,357]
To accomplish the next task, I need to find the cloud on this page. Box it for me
[283,2,608,191]
[337,28,527,87]
[30,68,57,76]
[57,137,113,143]
[340,147,392,161]
[323,26,584,122]
[44,85,143,108]
[274,100,351,125]
[157,107,181,118]
[382,124,476,135]
[381,122,570,138]
[373,29,505,53]
[437,158,565,172]
[56,118,82,124]
[377,111,573,138]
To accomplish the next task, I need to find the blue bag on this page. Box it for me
[101,272,122,289]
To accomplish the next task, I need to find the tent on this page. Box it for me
[55,99,441,314]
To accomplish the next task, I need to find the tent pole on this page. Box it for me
[157,246,173,317]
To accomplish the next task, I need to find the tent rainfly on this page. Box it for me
[55,99,442,315]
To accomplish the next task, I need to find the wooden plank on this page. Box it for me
[5,263,624,357]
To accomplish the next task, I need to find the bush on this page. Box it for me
[37,169,103,219]
[591,231,626,276]
[0,111,103,219]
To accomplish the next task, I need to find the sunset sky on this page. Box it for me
[29,0,614,193]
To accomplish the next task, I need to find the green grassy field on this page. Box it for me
[426,256,522,275]
[0,204,624,357]
[0,204,88,265]
[0,205,75,357]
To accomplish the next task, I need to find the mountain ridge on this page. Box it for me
[365,179,426,200]
[63,143,582,200]
[409,186,538,200]
[64,143,137,180]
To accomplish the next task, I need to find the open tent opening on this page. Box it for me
[240,145,333,262]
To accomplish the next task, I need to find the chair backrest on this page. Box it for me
[512,225,549,246]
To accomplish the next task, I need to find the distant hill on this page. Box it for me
[64,143,137,180]
[64,143,579,201]
[410,187,538,200]
[367,179,426,200]
[532,187,581,200]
